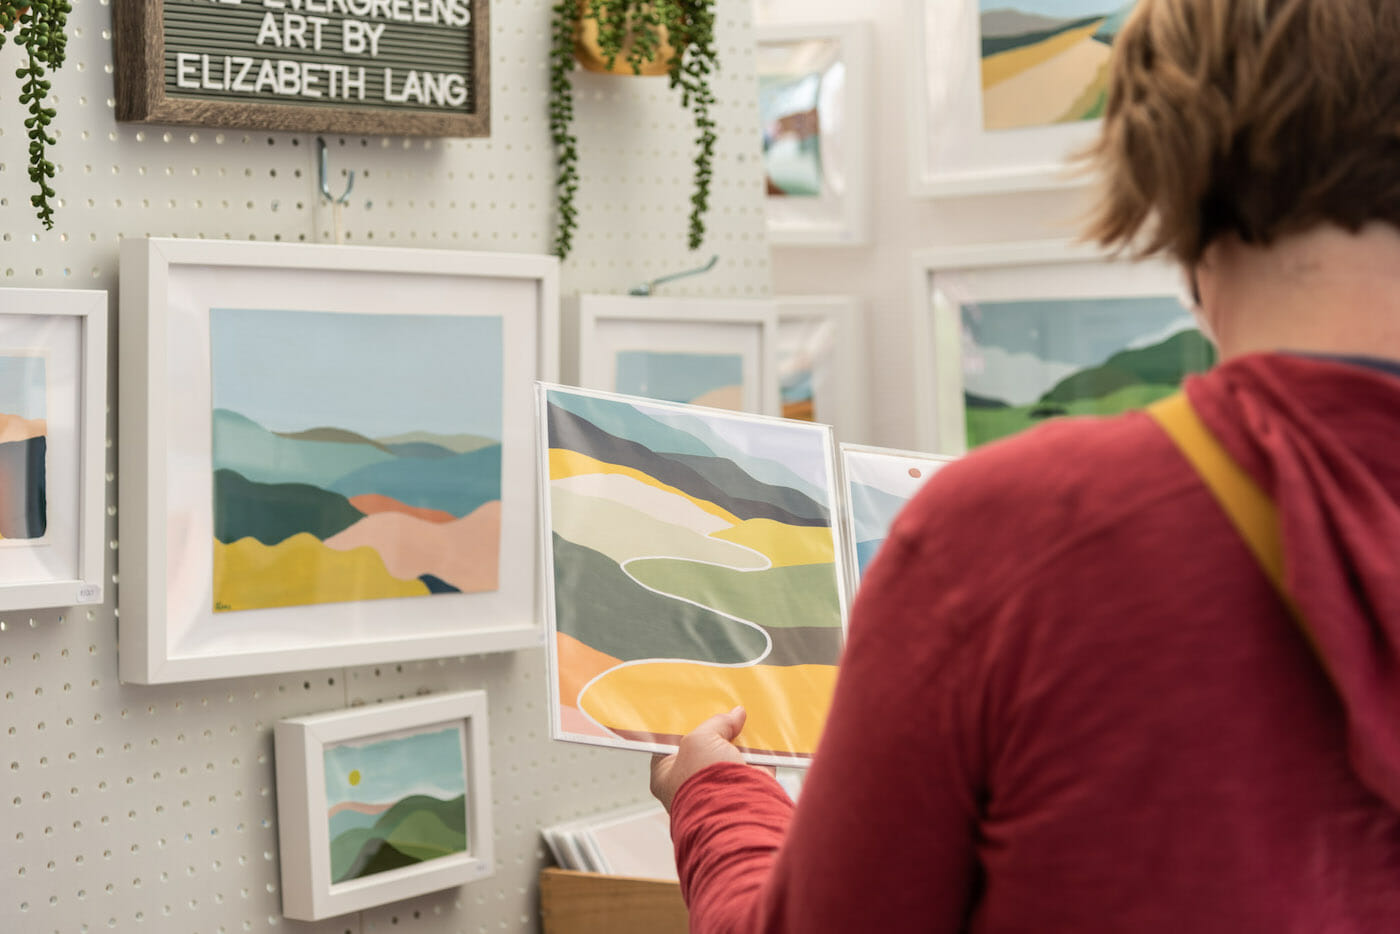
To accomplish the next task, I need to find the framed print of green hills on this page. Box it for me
[209,307,503,612]
[538,383,849,767]
[119,239,558,684]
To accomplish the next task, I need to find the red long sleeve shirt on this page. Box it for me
[671,354,1400,932]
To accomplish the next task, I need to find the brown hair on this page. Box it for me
[1084,0,1400,266]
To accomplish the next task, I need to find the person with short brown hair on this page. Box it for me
[649,0,1400,930]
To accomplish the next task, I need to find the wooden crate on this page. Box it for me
[539,868,687,934]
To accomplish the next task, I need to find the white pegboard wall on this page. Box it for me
[0,1,771,932]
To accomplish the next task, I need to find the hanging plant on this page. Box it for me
[549,0,718,258]
[1,0,69,229]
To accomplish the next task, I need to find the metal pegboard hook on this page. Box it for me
[316,136,354,205]
[628,255,719,296]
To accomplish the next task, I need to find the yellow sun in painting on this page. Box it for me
[348,769,361,786]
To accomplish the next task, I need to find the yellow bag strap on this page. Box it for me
[1146,392,1301,621]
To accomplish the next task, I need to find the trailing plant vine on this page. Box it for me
[549,0,719,258]
[0,0,70,229]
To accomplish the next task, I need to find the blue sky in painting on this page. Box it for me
[615,350,743,404]
[979,0,1124,17]
[324,725,466,807]
[210,308,502,439]
[0,355,46,420]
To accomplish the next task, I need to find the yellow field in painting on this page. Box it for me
[549,448,741,525]
[712,517,835,567]
[981,19,1112,130]
[579,661,839,756]
[213,534,429,611]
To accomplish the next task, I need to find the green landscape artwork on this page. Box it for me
[323,725,468,884]
[979,1,1138,130]
[960,295,1214,448]
[0,354,47,540]
[209,308,504,612]
[615,350,745,411]
[544,387,845,761]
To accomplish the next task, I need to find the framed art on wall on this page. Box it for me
[775,295,868,440]
[911,240,1212,454]
[568,295,780,416]
[537,383,849,767]
[274,690,493,921]
[906,0,1137,196]
[758,21,872,245]
[118,238,558,684]
[0,289,107,611]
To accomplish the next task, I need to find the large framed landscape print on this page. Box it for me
[912,240,1213,455]
[0,289,108,611]
[274,691,493,920]
[118,238,558,684]
[907,0,1138,195]
[537,384,849,767]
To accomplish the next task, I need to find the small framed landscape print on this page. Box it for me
[775,296,867,440]
[537,383,849,767]
[911,240,1212,455]
[274,690,493,921]
[0,289,107,612]
[907,0,1137,196]
[758,21,872,245]
[838,443,956,587]
[118,238,558,684]
[569,295,780,416]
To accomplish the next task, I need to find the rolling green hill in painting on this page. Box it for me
[328,446,502,518]
[213,409,396,488]
[980,13,1103,57]
[375,431,500,455]
[277,426,395,453]
[330,794,466,884]
[1040,330,1215,405]
[965,328,1215,447]
[213,469,363,545]
[551,533,770,665]
[548,404,829,527]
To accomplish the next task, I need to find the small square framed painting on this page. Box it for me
[906,0,1137,196]
[537,383,850,767]
[775,296,868,440]
[838,443,956,587]
[758,21,872,245]
[118,238,558,684]
[0,289,107,612]
[568,295,780,416]
[273,690,493,921]
[911,240,1213,454]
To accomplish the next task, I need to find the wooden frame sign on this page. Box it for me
[114,0,490,136]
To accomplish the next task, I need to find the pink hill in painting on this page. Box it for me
[327,799,393,818]
[349,493,457,525]
[0,414,46,444]
[323,501,501,593]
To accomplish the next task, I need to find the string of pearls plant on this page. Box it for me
[1,0,70,229]
[549,0,718,259]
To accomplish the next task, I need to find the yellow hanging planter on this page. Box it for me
[573,12,678,76]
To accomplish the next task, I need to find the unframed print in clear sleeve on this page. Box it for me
[538,384,849,766]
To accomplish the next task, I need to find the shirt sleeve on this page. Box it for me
[669,527,987,934]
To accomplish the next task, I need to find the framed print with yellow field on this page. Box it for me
[118,238,558,684]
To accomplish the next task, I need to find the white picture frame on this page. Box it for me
[906,0,1122,197]
[0,288,107,611]
[273,690,494,921]
[911,240,1199,454]
[774,295,868,441]
[118,238,559,684]
[567,294,780,416]
[758,21,872,245]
